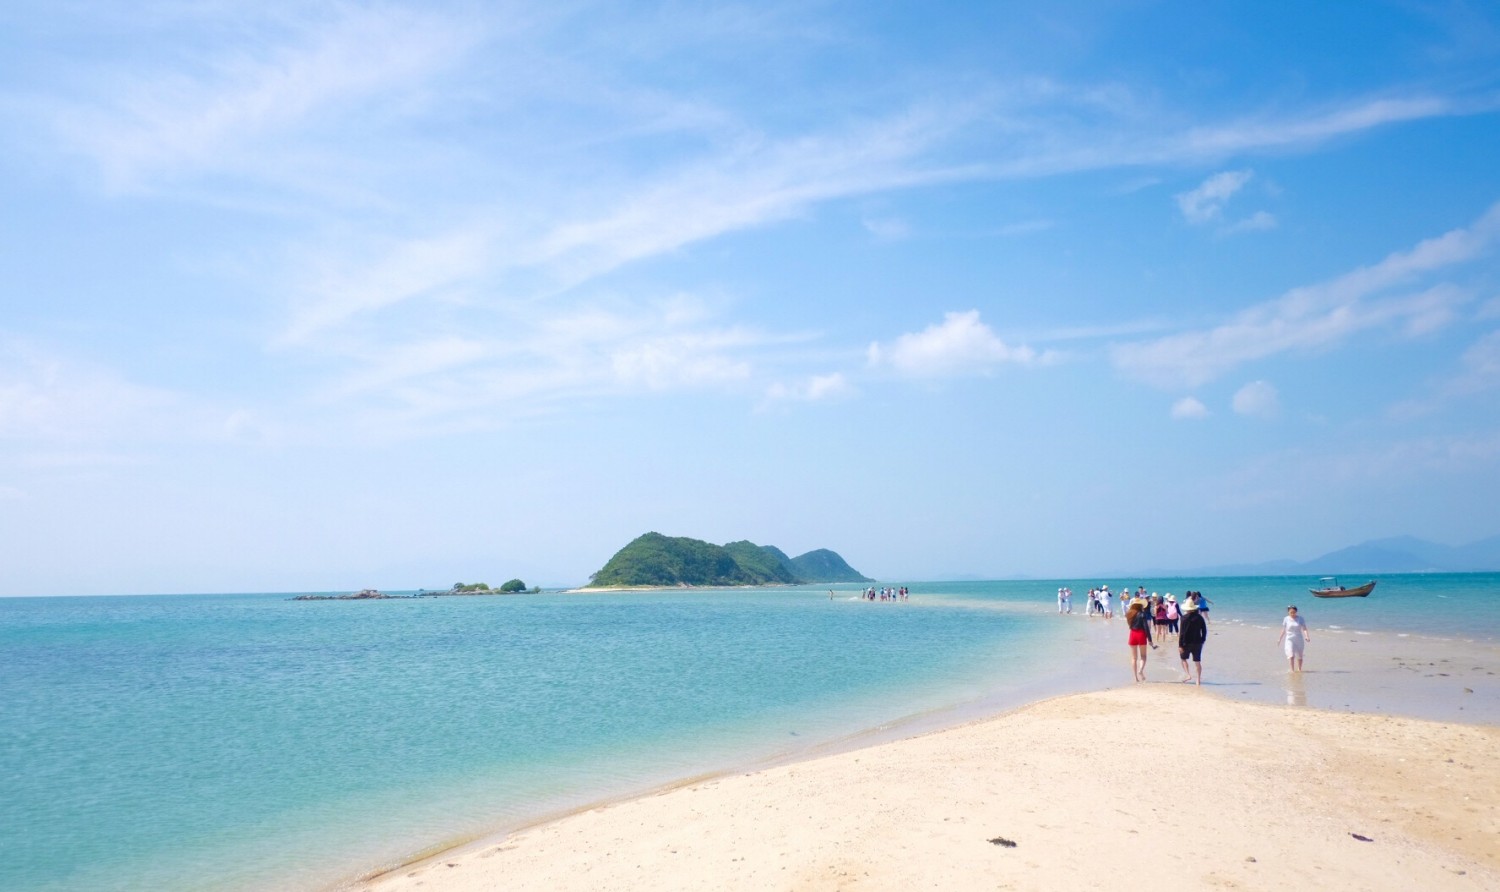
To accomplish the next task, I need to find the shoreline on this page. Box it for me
[358,685,1498,891]
[349,612,1499,891]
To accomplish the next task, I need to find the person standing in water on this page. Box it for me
[1126,598,1152,682]
[1277,605,1309,672]
[1177,598,1208,685]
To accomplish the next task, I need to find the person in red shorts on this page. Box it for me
[1126,597,1153,682]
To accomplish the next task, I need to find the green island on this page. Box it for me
[448,580,538,594]
[588,532,872,588]
[291,580,540,601]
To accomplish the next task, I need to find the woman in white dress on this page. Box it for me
[1277,605,1309,672]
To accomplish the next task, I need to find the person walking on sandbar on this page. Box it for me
[1125,597,1152,682]
[1177,597,1208,685]
[1278,605,1309,672]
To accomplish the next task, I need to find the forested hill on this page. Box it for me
[589,533,872,587]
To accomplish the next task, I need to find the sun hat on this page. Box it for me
[1182,600,1198,611]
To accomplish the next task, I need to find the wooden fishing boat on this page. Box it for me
[1309,577,1376,598]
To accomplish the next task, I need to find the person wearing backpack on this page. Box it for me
[1178,596,1208,685]
[1126,598,1154,682]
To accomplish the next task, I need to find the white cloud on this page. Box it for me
[268,108,963,344]
[534,111,964,288]
[1176,170,1253,224]
[15,8,1490,445]
[610,336,753,391]
[273,286,844,438]
[1115,201,1500,388]
[867,310,1050,377]
[281,228,496,344]
[41,6,476,194]
[1224,210,1278,234]
[1171,396,1209,420]
[765,372,853,404]
[1171,96,1457,160]
[1232,380,1280,418]
[1176,172,1275,234]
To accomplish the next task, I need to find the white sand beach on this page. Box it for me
[356,617,1499,892]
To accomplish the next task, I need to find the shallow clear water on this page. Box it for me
[1,573,1493,892]
[928,573,1500,641]
[1,587,1058,891]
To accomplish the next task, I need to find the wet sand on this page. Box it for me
[353,612,1499,891]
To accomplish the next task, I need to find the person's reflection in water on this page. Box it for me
[1285,671,1307,706]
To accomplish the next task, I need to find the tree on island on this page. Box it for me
[452,582,492,593]
[499,579,527,593]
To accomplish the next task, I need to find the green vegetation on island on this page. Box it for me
[450,580,540,594]
[589,532,872,588]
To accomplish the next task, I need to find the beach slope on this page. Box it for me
[359,685,1497,891]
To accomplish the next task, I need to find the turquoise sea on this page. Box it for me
[2,574,1496,892]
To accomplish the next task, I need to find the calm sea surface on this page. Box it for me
[2,573,1495,891]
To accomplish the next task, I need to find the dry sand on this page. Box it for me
[357,683,1498,891]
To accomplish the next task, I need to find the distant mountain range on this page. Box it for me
[589,532,872,587]
[1147,534,1500,577]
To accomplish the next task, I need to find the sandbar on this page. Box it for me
[357,672,1498,890]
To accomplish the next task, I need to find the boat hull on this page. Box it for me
[1309,580,1376,598]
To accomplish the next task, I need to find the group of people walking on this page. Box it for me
[1059,584,1316,683]
[1118,593,1311,683]
[1123,591,1211,684]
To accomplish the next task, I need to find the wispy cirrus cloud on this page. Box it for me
[301,293,817,434]
[1115,201,1500,388]
[16,3,1493,437]
[279,226,498,345]
[497,90,1471,332]
[277,106,967,342]
[971,94,1470,182]
[34,5,478,195]
[1171,96,1462,159]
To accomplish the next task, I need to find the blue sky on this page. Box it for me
[3,1,1499,595]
